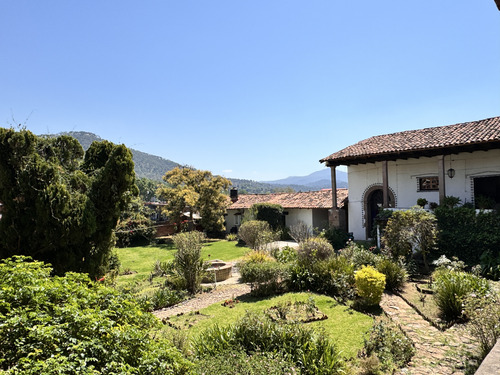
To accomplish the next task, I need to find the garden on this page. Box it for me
[2,201,500,374]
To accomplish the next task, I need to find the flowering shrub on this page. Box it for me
[115,217,156,247]
[355,265,386,306]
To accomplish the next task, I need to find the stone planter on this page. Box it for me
[202,260,233,283]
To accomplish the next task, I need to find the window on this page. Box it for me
[418,176,439,191]
[474,176,500,209]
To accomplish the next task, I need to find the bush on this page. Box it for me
[115,217,156,247]
[271,245,298,264]
[172,231,208,294]
[432,268,490,321]
[289,221,312,243]
[434,206,500,264]
[239,260,288,296]
[319,226,350,250]
[376,257,407,292]
[149,288,185,310]
[297,237,334,264]
[363,319,415,372]
[355,266,386,306]
[238,220,278,250]
[247,203,284,231]
[288,255,356,303]
[382,207,437,270]
[194,311,346,375]
[341,241,379,269]
[195,350,297,375]
[0,256,192,374]
[463,293,500,358]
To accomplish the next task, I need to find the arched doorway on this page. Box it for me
[363,186,395,239]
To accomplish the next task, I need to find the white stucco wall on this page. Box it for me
[284,209,313,228]
[347,149,500,240]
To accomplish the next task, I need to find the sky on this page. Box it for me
[1,1,499,181]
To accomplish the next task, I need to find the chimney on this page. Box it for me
[230,188,238,203]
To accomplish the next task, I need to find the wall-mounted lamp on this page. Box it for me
[447,156,455,178]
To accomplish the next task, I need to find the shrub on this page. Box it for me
[341,241,379,269]
[432,268,490,321]
[0,256,192,374]
[238,220,278,250]
[319,226,350,250]
[195,350,297,375]
[434,206,500,264]
[288,255,356,302]
[194,311,346,375]
[355,266,386,306]
[226,233,238,242]
[271,245,298,264]
[150,288,185,310]
[246,203,284,230]
[382,207,437,270]
[289,221,312,243]
[297,237,334,264]
[480,250,500,280]
[115,217,156,247]
[463,293,500,358]
[363,319,415,372]
[376,257,407,292]
[239,260,288,296]
[172,231,208,294]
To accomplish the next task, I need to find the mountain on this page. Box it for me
[53,131,181,181]
[263,168,348,189]
[47,131,343,192]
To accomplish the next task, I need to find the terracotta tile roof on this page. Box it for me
[320,116,500,166]
[228,189,348,210]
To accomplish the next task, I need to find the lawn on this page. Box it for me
[163,292,373,359]
[115,240,250,286]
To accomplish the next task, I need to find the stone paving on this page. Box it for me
[381,293,480,375]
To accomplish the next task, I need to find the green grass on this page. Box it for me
[115,240,249,287]
[165,292,373,359]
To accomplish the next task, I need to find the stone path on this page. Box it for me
[381,293,480,375]
[153,279,251,320]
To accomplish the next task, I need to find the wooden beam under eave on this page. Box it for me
[438,155,446,204]
[382,161,389,208]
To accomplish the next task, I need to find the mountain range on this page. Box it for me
[52,131,347,193]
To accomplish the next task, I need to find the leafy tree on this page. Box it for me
[246,203,284,231]
[0,256,191,374]
[115,197,156,247]
[157,167,231,236]
[136,176,161,202]
[0,128,137,277]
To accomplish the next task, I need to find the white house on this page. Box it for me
[225,189,348,234]
[320,116,500,240]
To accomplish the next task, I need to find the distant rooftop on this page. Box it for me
[229,189,348,209]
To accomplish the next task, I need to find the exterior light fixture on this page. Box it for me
[447,156,455,178]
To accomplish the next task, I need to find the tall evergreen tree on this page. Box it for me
[0,128,137,277]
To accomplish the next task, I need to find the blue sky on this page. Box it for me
[1,1,499,181]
